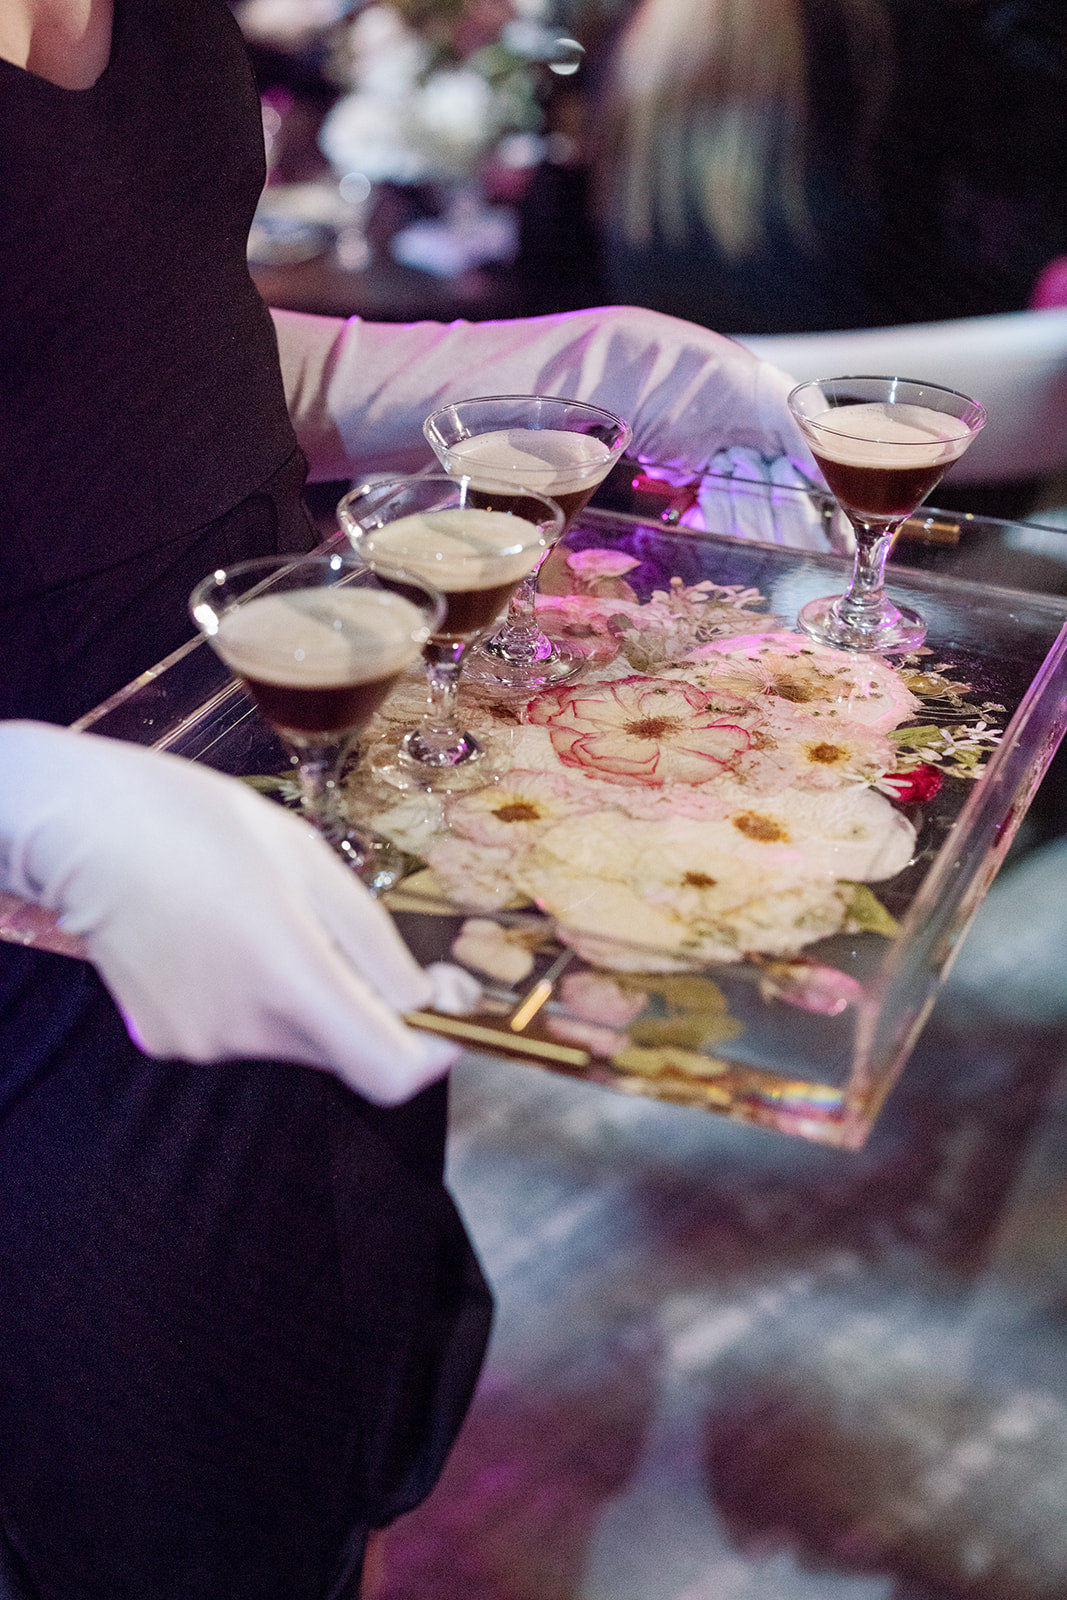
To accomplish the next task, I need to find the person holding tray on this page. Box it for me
[0,2,810,1596]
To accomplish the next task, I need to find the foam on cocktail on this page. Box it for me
[363,507,543,591]
[443,428,614,495]
[215,587,424,686]
[809,402,973,468]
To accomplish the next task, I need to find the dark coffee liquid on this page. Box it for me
[437,579,522,640]
[467,483,596,532]
[361,507,541,640]
[812,450,947,523]
[244,670,403,736]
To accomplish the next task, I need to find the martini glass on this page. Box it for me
[189,551,444,890]
[337,474,562,788]
[423,395,632,689]
[789,376,985,652]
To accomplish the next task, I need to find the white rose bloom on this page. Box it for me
[347,5,428,95]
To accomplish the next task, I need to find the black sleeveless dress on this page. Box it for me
[0,5,491,1597]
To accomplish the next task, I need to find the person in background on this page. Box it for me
[587,0,1067,335]
[0,2,808,1596]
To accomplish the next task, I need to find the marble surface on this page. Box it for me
[371,831,1067,1600]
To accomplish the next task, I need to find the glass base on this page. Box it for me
[797,593,927,653]
[369,730,489,792]
[317,820,408,894]
[463,635,587,692]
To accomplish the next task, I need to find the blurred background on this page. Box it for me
[233,4,1066,320]
[234,0,1067,523]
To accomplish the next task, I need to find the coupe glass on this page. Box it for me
[337,474,562,787]
[789,376,986,651]
[423,394,632,689]
[189,551,444,890]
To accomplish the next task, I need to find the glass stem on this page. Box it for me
[837,520,903,625]
[294,739,350,842]
[292,735,393,880]
[483,571,552,664]
[408,642,478,764]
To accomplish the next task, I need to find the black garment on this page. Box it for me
[0,4,491,1596]
[593,0,1067,334]
[0,0,297,597]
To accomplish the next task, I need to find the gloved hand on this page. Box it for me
[272,303,814,485]
[696,446,837,551]
[0,721,480,1104]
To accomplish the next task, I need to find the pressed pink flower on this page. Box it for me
[526,676,750,787]
[755,960,864,1015]
[532,592,640,632]
[559,971,648,1026]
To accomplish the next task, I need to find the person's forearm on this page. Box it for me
[271,305,809,484]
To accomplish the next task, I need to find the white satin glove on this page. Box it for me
[696,446,834,551]
[272,303,815,486]
[0,722,480,1104]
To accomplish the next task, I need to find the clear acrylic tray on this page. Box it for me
[24,473,1067,1147]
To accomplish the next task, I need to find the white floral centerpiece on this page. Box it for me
[317,0,551,187]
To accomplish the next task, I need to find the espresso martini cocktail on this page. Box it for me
[338,474,562,787]
[789,378,986,652]
[190,552,443,888]
[358,505,546,644]
[213,586,428,740]
[424,396,632,690]
[804,401,974,526]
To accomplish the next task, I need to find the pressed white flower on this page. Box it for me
[518,814,849,967]
[424,836,525,911]
[686,785,916,881]
[451,918,539,984]
[688,631,921,731]
[358,786,445,856]
[599,782,737,822]
[528,873,710,970]
[643,577,768,630]
[613,578,774,671]
[442,769,597,847]
[757,707,898,790]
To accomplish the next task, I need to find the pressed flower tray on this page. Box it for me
[39,479,1067,1146]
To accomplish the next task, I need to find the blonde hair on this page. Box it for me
[594,0,889,262]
